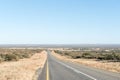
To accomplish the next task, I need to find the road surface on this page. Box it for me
[38,51,120,80]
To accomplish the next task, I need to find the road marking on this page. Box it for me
[46,60,50,80]
[56,60,97,80]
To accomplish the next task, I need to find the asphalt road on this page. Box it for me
[38,51,120,80]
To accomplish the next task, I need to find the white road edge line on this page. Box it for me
[56,60,97,80]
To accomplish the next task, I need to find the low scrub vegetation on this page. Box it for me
[0,49,43,62]
[54,50,120,61]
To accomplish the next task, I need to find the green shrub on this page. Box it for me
[104,54,113,60]
[71,55,81,59]
[116,55,120,60]
[5,54,19,61]
[54,50,62,54]
[97,55,105,60]
[82,53,95,59]
[112,53,120,61]
[21,53,30,58]
[64,52,69,55]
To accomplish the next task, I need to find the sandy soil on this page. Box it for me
[0,51,47,80]
[51,51,120,73]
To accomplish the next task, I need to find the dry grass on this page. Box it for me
[71,59,120,73]
[0,51,47,80]
[52,51,120,73]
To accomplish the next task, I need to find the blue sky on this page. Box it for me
[0,0,120,44]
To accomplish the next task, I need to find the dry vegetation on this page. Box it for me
[54,50,120,61]
[52,50,120,73]
[0,49,43,62]
[0,49,47,80]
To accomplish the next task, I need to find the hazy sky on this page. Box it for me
[0,0,120,44]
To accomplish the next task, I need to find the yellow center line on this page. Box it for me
[46,60,50,80]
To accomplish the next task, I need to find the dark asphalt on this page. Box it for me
[38,51,120,80]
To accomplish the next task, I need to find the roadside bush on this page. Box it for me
[0,54,5,59]
[5,54,19,61]
[13,53,23,59]
[97,55,105,60]
[115,55,120,61]
[82,53,95,59]
[111,53,120,61]
[54,50,62,54]
[97,53,120,61]
[72,55,81,59]
[0,56,4,63]
[64,52,69,55]
[70,53,81,59]
[104,53,116,60]
[21,53,30,58]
